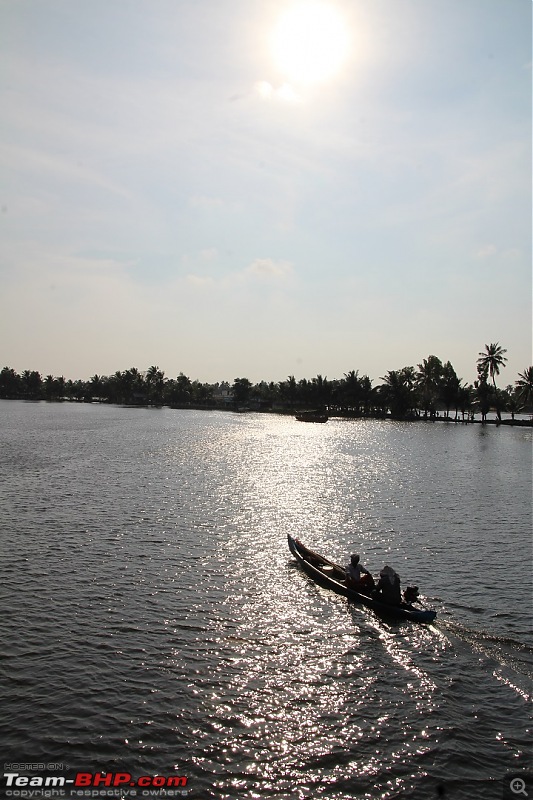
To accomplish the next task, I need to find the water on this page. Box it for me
[0,401,531,800]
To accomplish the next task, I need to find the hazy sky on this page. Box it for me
[1,0,531,386]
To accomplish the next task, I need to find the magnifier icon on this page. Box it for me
[510,777,528,797]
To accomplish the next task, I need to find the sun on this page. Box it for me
[271,1,350,85]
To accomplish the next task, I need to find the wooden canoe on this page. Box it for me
[288,534,437,624]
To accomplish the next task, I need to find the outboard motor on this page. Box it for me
[403,586,420,605]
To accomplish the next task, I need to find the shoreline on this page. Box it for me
[2,397,531,426]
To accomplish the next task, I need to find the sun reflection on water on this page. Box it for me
[151,412,533,797]
[179,415,448,794]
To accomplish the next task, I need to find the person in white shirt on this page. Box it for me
[346,554,374,593]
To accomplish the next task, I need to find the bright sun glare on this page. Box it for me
[271,1,350,85]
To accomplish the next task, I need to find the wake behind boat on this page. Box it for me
[288,534,437,624]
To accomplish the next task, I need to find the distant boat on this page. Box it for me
[295,410,328,423]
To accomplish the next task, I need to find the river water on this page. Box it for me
[0,401,531,800]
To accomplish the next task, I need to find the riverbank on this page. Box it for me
[3,397,531,426]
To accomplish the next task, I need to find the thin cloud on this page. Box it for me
[186,274,215,288]
[183,257,295,291]
[244,258,294,281]
[475,244,497,259]
[0,141,133,201]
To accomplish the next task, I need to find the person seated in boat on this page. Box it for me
[346,554,375,593]
[373,565,402,606]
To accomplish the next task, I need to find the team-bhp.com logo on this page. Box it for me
[3,771,188,796]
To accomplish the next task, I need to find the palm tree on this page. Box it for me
[516,367,533,412]
[191,381,213,405]
[146,365,165,404]
[89,374,103,400]
[44,375,55,399]
[380,367,417,419]
[359,375,374,416]
[342,370,361,413]
[474,365,492,422]
[168,372,192,405]
[311,374,330,408]
[297,378,311,407]
[21,370,42,399]
[477,343,508,422]
[477,343,508,388]
[456,384,474,421]
[110,370,126,403]
[55,375,66,399]
[438,361,461,419]
[0,367,21,398]
[505,387,524,421]
[416,356,443,419]
[279,375,298,408]
[232,377,252,406]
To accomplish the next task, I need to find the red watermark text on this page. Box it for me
[74,774,187,789]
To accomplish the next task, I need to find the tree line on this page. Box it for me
[1,343,532,422]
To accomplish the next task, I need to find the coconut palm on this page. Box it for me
[44,375,55,399]
[168,372,192,405]
[342,370,362,413]
[477,343,508,388]
[438,361,461,418]
[311,374,330,408]
[232,377,252,405]
[416,356,443,419]
[474,365,492,422]
[0,367,21,398]
[506,388,525,421]
[456,384,474,421]
[146,365,165,404]
[21,369,42,399]
[380,367,417,419]
[55,375,66,399]
[191,381,213,405]
[516,367,533,410]
[89,374,103,400]
[279,375,298,408]
[361,375,375,416]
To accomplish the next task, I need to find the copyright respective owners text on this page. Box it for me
[504,774,533,799]
[2,767,190,798]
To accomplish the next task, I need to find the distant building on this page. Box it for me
[212,382,234,406]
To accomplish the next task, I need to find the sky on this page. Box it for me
[1,0,531,387]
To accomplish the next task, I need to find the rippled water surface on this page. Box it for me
[1,401,531,799]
